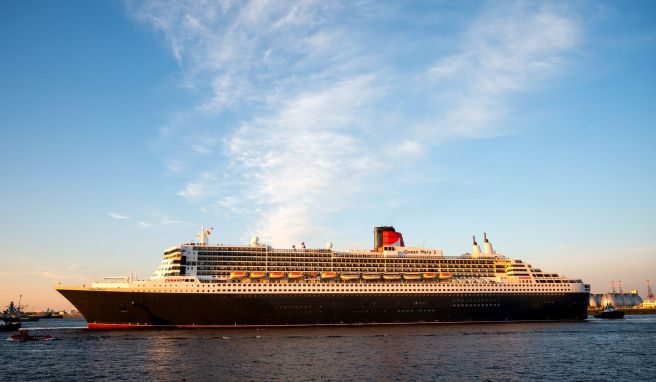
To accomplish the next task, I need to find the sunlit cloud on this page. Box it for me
[130,1,582,245]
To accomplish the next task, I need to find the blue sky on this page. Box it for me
[1,1,654,309]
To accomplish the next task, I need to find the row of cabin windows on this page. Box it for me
[196,254,498,265]
[146,289,570,295]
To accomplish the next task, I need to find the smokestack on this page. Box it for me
[472,235,481,257]
[483,232,494,255]
[373,226,403,251]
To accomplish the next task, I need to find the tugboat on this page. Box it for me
[0,320,22,332]
[9,329,53,342]
[593,304,625,319]
[2,299,40,322]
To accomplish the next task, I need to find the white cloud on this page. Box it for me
[131,1,582,245]
[109,210,192,229]
[135,220,153,228]
[222,76,381,244]
[160,218,195,227]
[107,212,132,220]
[166,159,186,173]
[424,2,580,138]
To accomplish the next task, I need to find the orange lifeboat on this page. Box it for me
[340,274,360,281]
[321,271,337,279]
[229,271,246,280]
[423,272,438,279]
[439,272,452,280]
[288,271,304,279]
[250,272,266,279]
[268,272,285,279]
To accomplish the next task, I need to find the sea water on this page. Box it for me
[2,316,654,381]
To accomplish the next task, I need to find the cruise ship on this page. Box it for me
[56,226,590,329]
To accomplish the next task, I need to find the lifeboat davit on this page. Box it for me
[268,272,285,279]
[362,273,381,280]
[250,272,266,279]
[403,273,422,280]
[340,274,360,281]
[288,272,304,279]
[438,272,452,280]
[423,272,438,279]
[383,273,401,280]
[321,271,337,279]
[229,271,246,280]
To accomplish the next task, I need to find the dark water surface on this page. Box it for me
[2,316,655,381]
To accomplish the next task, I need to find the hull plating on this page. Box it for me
[58,289,589,328]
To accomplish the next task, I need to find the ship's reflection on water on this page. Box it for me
[3,317,656,381]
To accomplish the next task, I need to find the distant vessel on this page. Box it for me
[2,300,39,322]
[56,226,590,329]
[593,304,625,319]
[38,310,64,319]
[0,320,21,332]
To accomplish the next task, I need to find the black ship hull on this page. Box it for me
[57,289,589,329]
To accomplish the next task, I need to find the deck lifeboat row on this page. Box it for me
[229,271,452,281]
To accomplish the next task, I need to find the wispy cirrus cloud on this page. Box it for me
[107,212,132,220]
[423,2,580,138]
[107,211,193,229]
[130,1,582,245]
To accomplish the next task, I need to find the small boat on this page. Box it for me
[438,272,452,280]
[229,271,247,280]
[593,304,625,319]
[340,274,360,281]
[10,330,53,342]
[250,272,266,279]
[423,272,438,279]
[37,310,63,319]
[362,273,381,281]
[268,272,285,279]
[0,320,21,332]
[403,273,422,280]
[320,272,337,279]
[288,272,304,279]
[383,273,402,280]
